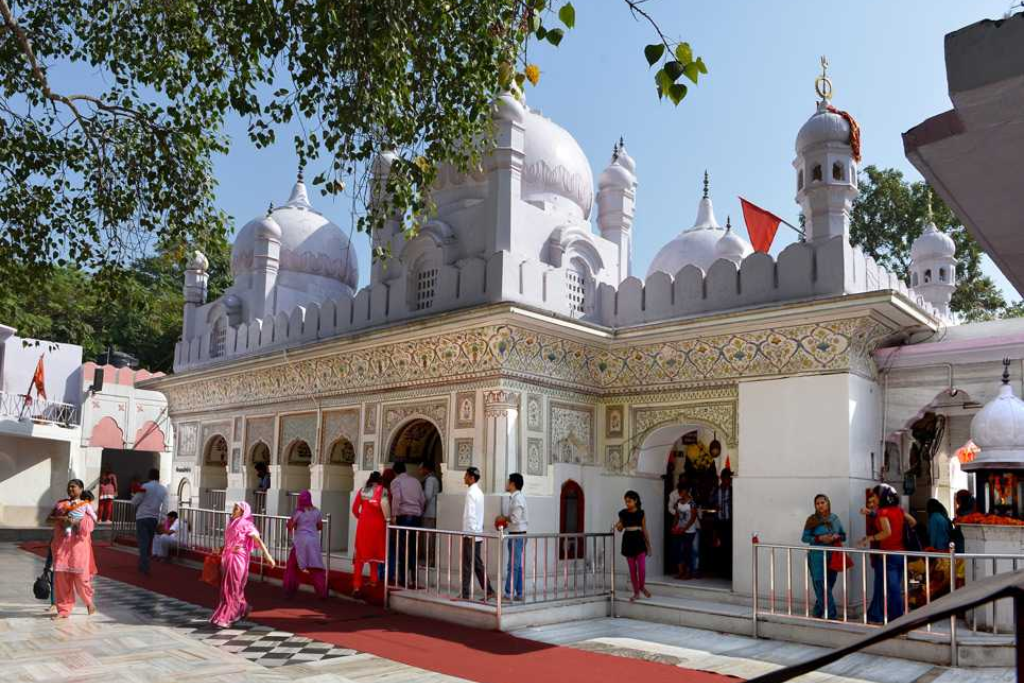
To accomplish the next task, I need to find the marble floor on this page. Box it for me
[0,544,467,682]
[514,618,1016,683]
[2,542,1015,683]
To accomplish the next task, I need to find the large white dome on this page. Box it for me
[521,108,594,220]
[647,194,753,277]
[231,179,359,291]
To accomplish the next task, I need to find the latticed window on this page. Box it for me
[566,267,587,317]
[209,319,227,358]
[416,267,438,310]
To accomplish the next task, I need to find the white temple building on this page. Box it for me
[149,65,1023,618]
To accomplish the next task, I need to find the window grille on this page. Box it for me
[566,268,586,317]
[209,320,226,358]
[416,267,438,310]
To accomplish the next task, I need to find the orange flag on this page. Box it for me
[31,355,46,400]
[739,197,784,253]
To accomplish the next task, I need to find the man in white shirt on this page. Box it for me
[460,467,492,599]
[500,473,528,600]
[131,467,168,575]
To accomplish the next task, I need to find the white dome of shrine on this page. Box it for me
[231,177,359,291]
[968,363,1024,470]
[648,176,752,276]
[796,101,851,154]
[520,108,595,220]
[911,221,956,261]
[714,219,753,265]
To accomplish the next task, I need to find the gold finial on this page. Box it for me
[702,170,710,199]
[815,55,833,102]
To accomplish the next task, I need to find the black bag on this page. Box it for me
[950,521,965,553]
[33,570,51,601]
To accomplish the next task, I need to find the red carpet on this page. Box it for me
[21,543,737,683]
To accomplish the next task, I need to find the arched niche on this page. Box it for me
[280,439,313,511]
[559,480,585,560]
[200,434,228,507]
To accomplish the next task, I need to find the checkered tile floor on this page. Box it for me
[92,577,357,668]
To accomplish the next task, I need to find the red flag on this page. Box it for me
[724,455,732,471]
[739,197,783,253]
[31,355,46,400]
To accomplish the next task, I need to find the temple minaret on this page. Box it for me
[182,251,209,340]
[251,201,282,321]
[597,137,637,282]
[794,56,859,242]
[909,195,957,317]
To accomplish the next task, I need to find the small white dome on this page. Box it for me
[187,251,209,272]
[598,142,636,191]
[968,365,1024,470]
[796,102,851,154]
[232,178,359,291]
[911,222,956,261]
[714,221,753,265]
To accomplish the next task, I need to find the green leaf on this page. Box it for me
[644,43,665,67]
[663,60,685,82]
[530,13,542,32]
[683,62,700,85]
[667,82,688,105]
[558,3,575,29]
[545,28,564,46]
[674,42,693,65]
[536,26,547,40]
[656,68,675,96]
[696,57,708,75]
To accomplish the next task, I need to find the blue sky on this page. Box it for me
[211,0,1019,301]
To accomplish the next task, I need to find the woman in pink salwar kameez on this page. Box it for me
[283,490,328,599]
[49,479,98,619]
[210,501,275,628]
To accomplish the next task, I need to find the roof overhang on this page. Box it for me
[903,13,1024,297]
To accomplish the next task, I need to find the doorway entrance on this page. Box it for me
[636,423,731,582]
[387,419,444,479]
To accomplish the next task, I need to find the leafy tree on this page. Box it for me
[849,165,1022,322]
[1,0,707,279]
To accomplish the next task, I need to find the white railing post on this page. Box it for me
[949,542,958,667]
[752,532,760,639]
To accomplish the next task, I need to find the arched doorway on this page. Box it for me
[559,480,585,560]
[200,435,228,509]
[636,423,731,580]
[177,478,193,507]
[246,442,271,512]
[281,439,313,514]
[323,438,356,551]
[387,418,444,479]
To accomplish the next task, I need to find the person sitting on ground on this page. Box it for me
[152,511,183,561]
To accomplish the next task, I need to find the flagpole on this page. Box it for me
[779,217,805,239]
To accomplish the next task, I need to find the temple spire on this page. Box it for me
[702,170,710,199]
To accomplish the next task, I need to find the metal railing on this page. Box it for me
[200,488,226,511]
[751,537,1024,666]
[111,499,136,540]
[383,525,615,620]
[177,505,332,579]
[0,391,78,426]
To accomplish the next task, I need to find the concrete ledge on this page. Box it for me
[389,590,610,632]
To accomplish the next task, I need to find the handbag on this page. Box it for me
[827,541,854,572]
[201,552,222,586]
[33,570,51,600]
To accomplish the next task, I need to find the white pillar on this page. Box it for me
[484,390,520,494]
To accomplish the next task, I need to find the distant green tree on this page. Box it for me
[849,165,1022,322]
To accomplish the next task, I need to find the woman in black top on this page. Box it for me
[616,491,652,601]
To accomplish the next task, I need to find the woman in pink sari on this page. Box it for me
[283,490,327,599]
[48,479,98,619]
[211,501,276,628]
